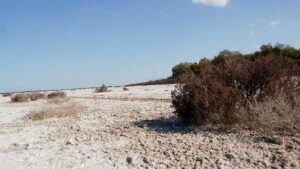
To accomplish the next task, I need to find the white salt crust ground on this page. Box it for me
[0,84,299,169]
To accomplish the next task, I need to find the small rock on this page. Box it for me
[126,156,133,165]
[143,157,149,164]
[225,152,235,160]
[285,144,293,150]
[71,125,81,132]
[66,141,72,145]
[292,137,300,145]
[24,144,29,150]
[196,157,203,164]
[261,136,283,145]
[66,139,74,145]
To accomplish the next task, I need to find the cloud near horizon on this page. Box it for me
[191,0,231,7]
[269,21,280,27]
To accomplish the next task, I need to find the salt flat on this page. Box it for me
[0,84,299,169]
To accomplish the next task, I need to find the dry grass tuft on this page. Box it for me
[238,92,300,132]
[47,97,70,104]
[30,92,46,101]
[24,103,83,121]
[10,93,30,103]
[47,91,66,99]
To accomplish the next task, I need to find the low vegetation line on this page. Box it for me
[70,96,172,102]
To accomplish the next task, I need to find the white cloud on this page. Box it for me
[191,0,230,7]
[269,21,280,27]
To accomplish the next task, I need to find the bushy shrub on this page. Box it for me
[172,54,300,127]
[11,93,30,102]
[95,85,108,93]
[172,68,241,125]
[30,92,46,101]
[123,86,129,91]
[47,91,66,99]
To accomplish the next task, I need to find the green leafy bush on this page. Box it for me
[172,62,199,77]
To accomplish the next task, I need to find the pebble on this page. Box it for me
[126,156,133,165]
[143,157,149,164]
[225,152,235,160]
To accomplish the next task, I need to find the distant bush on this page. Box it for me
[2,93,12,97]
[123,86,129,91]
[95,85,109,93]
[172,54,300,128]
[47,91,66,99]
[30,92,46,101]
[11,93,30,102]
[258,43,300,62]
[126,77,176,86]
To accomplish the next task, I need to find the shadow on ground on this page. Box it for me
[132,116,296,145]
[132,116,254,136]
[132,116,239,135]
[132,116,193,134]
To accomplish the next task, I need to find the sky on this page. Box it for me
[0,0,300,92]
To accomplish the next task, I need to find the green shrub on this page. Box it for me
[212,50,242,64]
[258,43,300,62]
[172,62,199,77]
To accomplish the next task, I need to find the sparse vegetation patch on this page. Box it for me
[10,93,31,103]
[2,93,13,97]
[24,103,83,121]
[30,92,46,101]
[47,91,66,99]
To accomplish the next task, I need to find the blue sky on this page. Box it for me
[0,0,300,92]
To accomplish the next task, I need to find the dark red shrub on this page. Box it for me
[172,54,300,127]
[172,63,241,125]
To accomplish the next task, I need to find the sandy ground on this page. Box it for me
[0,84,299,169]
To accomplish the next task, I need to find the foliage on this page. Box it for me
[172,62,199,77]
[172,48,300,126]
